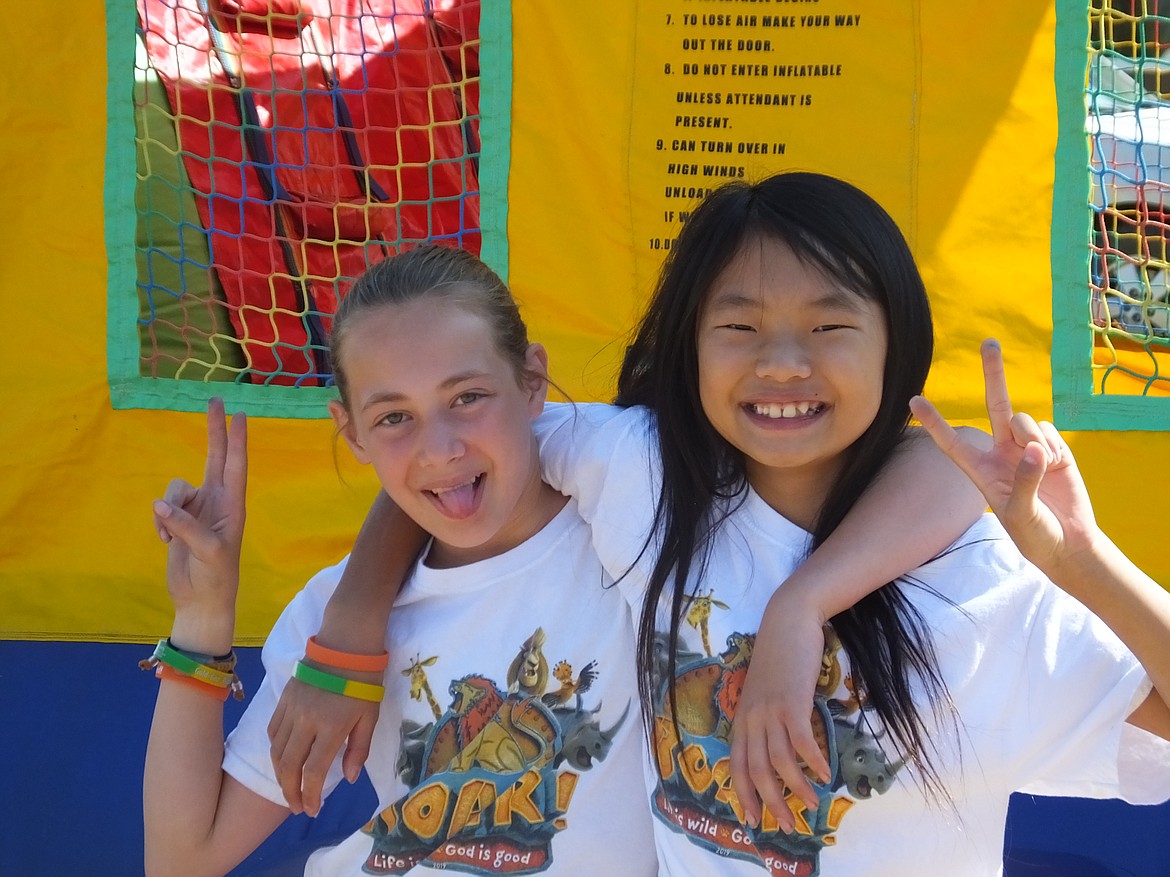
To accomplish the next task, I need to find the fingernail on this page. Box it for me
[153,500,171,518]
[345,765,359,783]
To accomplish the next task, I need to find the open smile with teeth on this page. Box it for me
[427,474,483,497]
[749,401,825,419]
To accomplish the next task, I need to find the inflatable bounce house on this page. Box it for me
[3,1,1170,874]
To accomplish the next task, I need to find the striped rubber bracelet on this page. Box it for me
[149,638,235,688]
[156,664,231,702]
[294,661,385,703]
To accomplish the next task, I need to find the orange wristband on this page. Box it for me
[156,664,231,702]
[305,635,389,673]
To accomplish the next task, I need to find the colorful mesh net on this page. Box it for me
[1088,0,1170,394]
[133,0,481,386]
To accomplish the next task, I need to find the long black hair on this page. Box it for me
[616,172,953,794]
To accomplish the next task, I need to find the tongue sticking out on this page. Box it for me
[431,477,481,519]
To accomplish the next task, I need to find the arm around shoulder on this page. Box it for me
[729,421,988,828]
[777,425,990,618]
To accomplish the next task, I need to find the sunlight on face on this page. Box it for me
[331,298,558,567]
[696,237,888,528]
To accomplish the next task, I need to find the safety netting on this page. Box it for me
[1088,0,1170,394]
[133,0,481,387]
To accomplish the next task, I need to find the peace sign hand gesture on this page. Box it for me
[152,398,248,655]
[908,340,1097,577]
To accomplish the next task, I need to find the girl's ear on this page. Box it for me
[523,343,550,416]
[328,399,371,465]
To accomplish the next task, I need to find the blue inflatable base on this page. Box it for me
[1,641,1166,876]
[0,640,376,877]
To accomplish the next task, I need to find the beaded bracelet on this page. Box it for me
[305,635,389,673]
[140,638,245,701]
[294,661,385,703]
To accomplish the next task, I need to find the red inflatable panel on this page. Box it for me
[138,0,481,383]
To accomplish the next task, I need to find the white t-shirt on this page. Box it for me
[534,402,1170,877]
[223,499,656,877]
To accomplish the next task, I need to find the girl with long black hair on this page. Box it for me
[268,175,1170,874]
[526,172,1170,874]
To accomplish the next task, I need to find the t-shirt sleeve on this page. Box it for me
[533,403,662,596]
[1006,579,1158,800]
[1115,720,1170,804]
[221,559,350,807]
[928,527,1170,804]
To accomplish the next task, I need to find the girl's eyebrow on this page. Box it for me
[705,291,760,312]
[707,287,868,313]
[360,391,406,411]
[811,288,870,312]
[359,371,493,411]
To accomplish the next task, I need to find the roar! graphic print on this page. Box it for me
[361,627,630,874]
[651,619,908,877]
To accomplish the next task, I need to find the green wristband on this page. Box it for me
[152,639,234,688]
[294,661,385,703]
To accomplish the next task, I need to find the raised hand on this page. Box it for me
[908,339,1096,574]
[152,398,248,654]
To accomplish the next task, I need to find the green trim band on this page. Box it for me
[294,661,385,703]
[105,2,513,418]
[478,0,512,283]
